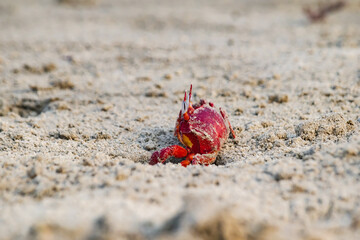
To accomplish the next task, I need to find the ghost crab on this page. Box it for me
[150,85,236,167]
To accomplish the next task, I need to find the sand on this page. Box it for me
[0,0,360,239]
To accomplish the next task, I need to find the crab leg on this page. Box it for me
[180,151,218,167]
[220,108,236,139]
[149,145,188,165]
[192,152,218,165]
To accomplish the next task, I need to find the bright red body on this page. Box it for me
[150,85,235,167]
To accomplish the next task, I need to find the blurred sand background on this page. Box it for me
[0,0,360,239]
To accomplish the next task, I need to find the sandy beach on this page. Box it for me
[0,0,360,239]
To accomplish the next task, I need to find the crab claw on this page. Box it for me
[180,153,194,167]
[149,145,188,165]
[181,160,191,167]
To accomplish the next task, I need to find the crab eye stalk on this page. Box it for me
[181,101,187,115]
[180,89,191,121]
[182,100,190,120]
[181,90,190,113]
[189,84,192,102]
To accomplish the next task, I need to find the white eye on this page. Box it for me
[181,90,190,116]
[181,100,188,115]
[181,101,186,114]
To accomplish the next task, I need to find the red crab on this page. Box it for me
[149,85,236,167]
